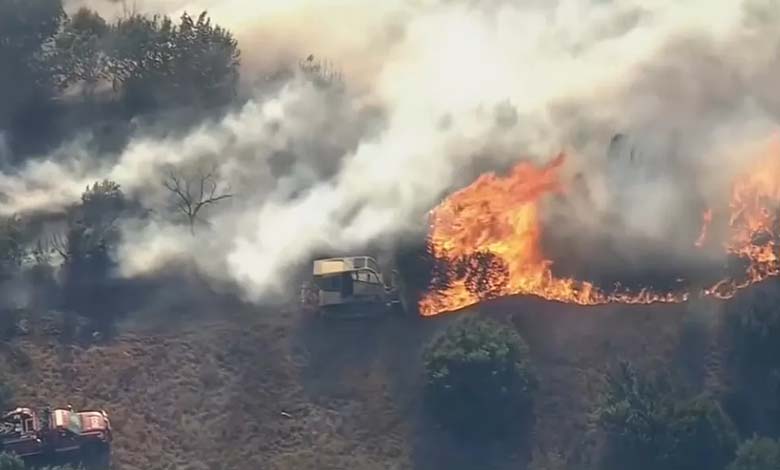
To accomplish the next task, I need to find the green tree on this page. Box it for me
[56,180,125,271]
[81,179,125,227]
[170,11,240,106]
[666,397,739,470]
[53,7,110,95]
[728,437,780,470]
[0,0,66,126]
[596,361,738,470]
[596,361,672,469]
[423,317,537,437]
[725,288,780,434]
[107,11,240,113]
[730,289,780,371]
[55,180,126,336]
[105,12,174,109]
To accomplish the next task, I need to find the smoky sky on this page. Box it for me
[3,0,780,301]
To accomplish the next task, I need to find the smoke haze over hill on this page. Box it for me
[3,0,780,301]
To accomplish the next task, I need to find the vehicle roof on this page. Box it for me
[312,256,379,275]
[3,408,35,417]
[314,256,376,263]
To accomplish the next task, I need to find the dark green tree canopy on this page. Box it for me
[52,180,128,337]
[596,361,738,470]
[81,180,125,226]
[57,180,126,267]
[53,7,110,92]
[666,397,739,470]
[67,7,108,36]
[107,11,240,112]
[1,4,241,156]
[0,0,65,126]
[731,289,780,371]
[728,437,780,470]
[596,361,672,462]
[423,317,537,437]
[0,0,64,63]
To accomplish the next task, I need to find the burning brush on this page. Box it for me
[419,138,780,316]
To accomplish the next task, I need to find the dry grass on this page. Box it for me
[1,308,416,470]
[0,290,719,470]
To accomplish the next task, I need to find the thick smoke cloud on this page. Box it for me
[540,3,780,283]
[2,0,779,300]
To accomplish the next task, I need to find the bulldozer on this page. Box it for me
[301,256,404,318]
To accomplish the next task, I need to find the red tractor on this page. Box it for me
[0,406,112,463]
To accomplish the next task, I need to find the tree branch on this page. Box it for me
[162,166,233,234]
[50,233,69,262]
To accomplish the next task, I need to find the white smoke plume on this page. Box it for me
[3,0,780,300]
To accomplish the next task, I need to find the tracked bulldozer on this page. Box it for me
[301,256,404,318]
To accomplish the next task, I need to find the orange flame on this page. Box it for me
[705,140,780,298]
[420,141,780,316]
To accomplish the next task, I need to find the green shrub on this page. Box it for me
[730,289,780,371]
[724,288,780,434]
[666,397,739,470]
[0,453,24,470]
[728,437,780,470]
[595,361,672,469]
[596,361,738,470]
[423,317,537,437]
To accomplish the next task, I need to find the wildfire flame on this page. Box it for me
[419,141,780,316]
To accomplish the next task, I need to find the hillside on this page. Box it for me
[0,281,729,470]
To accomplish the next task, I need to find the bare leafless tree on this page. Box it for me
[50,232,69,262]
[162,165,233,234]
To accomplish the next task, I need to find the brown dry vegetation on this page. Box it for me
[0,286,731,470]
